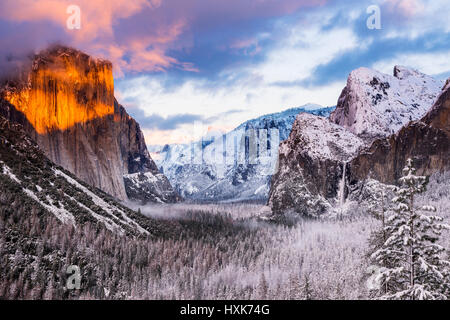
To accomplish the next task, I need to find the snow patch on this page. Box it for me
[54,169,149,235]
[22,188,76,225]
[1,162,20,183]
[286,113,365,161]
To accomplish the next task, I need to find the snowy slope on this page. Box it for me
[330,66,443,141]
[0,116,157,236]
[150,105,335,201]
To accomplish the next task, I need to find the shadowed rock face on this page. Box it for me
[268,75,449,217]
[0,45,178,203]
[114,100,159,175]
[348,81,450,186]
[115,100,180,203]
[267,113,364,216]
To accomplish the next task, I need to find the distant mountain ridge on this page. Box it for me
[151,105,335,202]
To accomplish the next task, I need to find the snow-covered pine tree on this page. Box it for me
[300,272,314,300]
[365,179,395,295]
[365,179,391,223]
[257,273,269,299]
[370,159,450,300]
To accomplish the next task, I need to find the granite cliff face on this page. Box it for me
[268,66,448,217]
[267,113,364,216]
[329,66,442,143]
[114,100,179,203]
[0,46,178,203]
[348,80,450,186]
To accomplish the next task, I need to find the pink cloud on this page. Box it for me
[0,0,185,75]
[0,0,327,75]
[383,0,425,17]
[92,20,198,76]
[230,38,258,50]
[0,0,159,41]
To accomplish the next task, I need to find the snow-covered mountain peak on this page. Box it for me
[330,66,443,142]
[393,65,426,80]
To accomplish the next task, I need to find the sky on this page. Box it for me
[0,0,449,146]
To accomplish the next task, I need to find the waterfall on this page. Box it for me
[338,161,347,206]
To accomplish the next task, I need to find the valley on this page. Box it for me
[2,171,448,299]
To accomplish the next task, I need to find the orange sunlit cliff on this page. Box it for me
[0,46,178,202]
[3,47,115,134]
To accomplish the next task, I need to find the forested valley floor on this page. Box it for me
[1,173,449,299]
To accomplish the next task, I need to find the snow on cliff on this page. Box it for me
[150,105,335,201]
[279,113,365,163]
[330,66,443,141]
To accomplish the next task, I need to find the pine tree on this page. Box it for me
[288,273,302,300]
[300,273,314,300]
[257,273,268,299]
[370,159,450,300]
[366,179,393,238]
[43,277,55,300]
[366,179,395,295]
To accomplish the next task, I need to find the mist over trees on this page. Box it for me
[1,160,449,299]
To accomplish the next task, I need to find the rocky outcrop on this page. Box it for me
[0,45,178,203]
[268,67,448,217]
[114,100,179,203]
[329,66,442,143]
[267,113,364,216]
[115,100,159,175]
[348,80,450,186]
